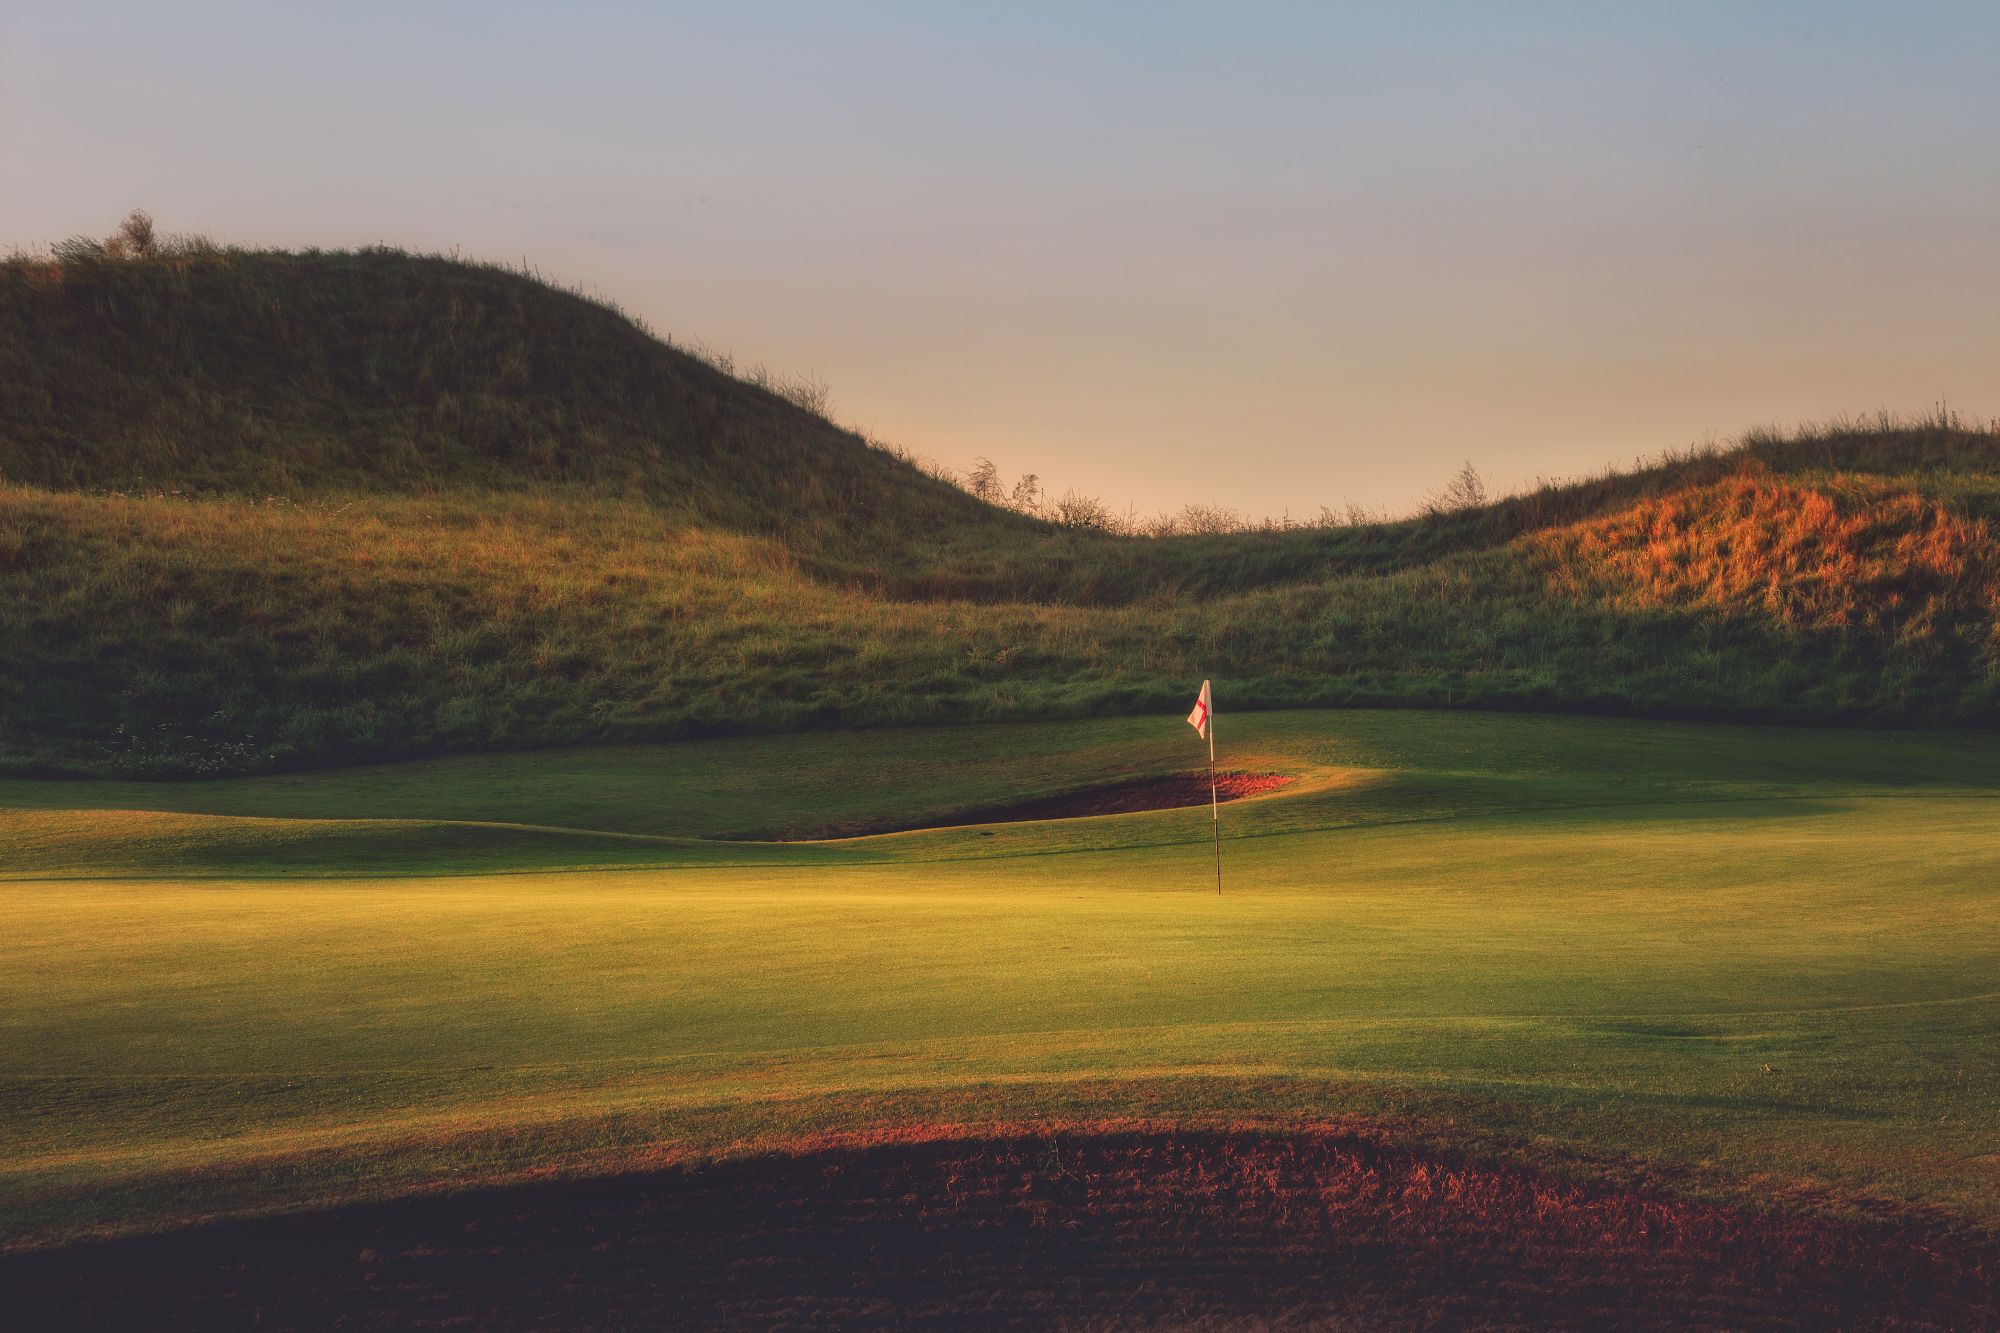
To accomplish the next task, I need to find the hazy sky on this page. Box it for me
[6,2,1996,517]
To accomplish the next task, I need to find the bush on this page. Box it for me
[103,209,158,260]
[1423,462,1487,517]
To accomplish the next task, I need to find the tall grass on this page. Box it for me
[3,242,1998,772]
[3,456,1995,775]
[0,242,1027,574]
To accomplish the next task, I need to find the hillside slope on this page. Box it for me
[3,245,1998,773]
[0,246,1022,567]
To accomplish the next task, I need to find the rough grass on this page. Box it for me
[5,245,2000,772]
[7,459,2000,774]
[0,246,1010,557]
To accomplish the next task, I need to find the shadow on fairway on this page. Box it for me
[768,770,1298,840]
[8,1128,1994,1330]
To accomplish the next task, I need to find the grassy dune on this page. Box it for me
[7,454,2000,775]
[5,711,1998,1254]
[5,246,2000,774]
[0,245,1007,551]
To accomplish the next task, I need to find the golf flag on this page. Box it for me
[1188,679,1221,894]
[1187,679,1211,739]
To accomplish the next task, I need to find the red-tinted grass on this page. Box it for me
[8,1126,1993,1329]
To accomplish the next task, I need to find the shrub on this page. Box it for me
[103,209,158,260]
[1423,461,1487,517]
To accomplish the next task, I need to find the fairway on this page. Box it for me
[5,709,1999,1275]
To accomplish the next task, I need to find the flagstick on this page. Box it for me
[1209,700,1221,896]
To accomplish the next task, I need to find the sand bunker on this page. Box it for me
[821,770,1294,839]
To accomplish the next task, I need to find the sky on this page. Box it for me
[5,2,1996,518]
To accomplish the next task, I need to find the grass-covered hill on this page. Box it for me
[0,242,1021,564]
[3,239,1999,774]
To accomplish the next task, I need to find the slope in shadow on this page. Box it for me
[776,771,1294,840]
[8,1129,1994,1330]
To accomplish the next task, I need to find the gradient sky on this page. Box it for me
[6,2,1996,517]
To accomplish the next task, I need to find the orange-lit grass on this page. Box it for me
[1535,470,2000,649]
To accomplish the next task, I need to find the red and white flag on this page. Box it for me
[1186,679,1211,739]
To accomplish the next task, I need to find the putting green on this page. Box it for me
[4,711,1998,1251]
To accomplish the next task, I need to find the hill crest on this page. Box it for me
[0,245,1023,562]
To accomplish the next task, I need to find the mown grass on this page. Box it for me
[6,707,2000,855]
[5,245,2000,773]
[3,711,1998,1252]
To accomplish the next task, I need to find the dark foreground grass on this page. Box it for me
[10,1128,1995,1330]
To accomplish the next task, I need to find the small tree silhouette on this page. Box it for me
[1424,461,1487,516]
[104,210,158,260]
[1009,472,1044,517]
[966,457,1003,504]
